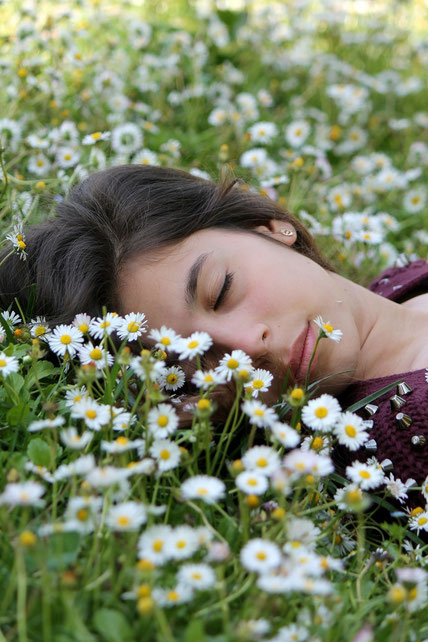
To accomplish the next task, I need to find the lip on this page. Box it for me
[288,322,317,382]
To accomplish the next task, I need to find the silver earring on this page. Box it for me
[281,228,294,237]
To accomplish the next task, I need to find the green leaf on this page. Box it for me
[92,609,133,642]
[5,372,25,398]
[346,379,403,413]
[184,619,205,642]
[25,360,57,388]
[27,437,52,467]
[46,533,82,571]
[6,402,29,426]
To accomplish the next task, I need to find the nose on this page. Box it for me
[207,320,269,360]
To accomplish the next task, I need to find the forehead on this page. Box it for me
[118,228,245,319]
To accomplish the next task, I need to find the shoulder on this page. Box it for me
[369,258,428,302]
[337,370,428,504]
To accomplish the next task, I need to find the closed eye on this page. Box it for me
[213,272,234,311]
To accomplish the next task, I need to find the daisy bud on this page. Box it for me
[231,459,244,474]
[245,494,259,508]
[136,558,155,573]
[288,387,305,407]
[137,597,155,614]
[388,584,407,604]
[18,530,37,548]
[272,507,286,520]
[7,468,19,482]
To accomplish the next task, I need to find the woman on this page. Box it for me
[1,164,428,503]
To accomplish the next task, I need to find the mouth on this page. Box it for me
[288,322,317,382]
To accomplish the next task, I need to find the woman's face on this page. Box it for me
[119,226,362,400]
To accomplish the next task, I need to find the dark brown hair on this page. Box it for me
[0,164,332,324]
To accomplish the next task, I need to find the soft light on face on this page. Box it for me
[118,227,361,397]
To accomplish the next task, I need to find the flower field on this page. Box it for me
[0,0,428,640]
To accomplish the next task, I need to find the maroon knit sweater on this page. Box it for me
[334,259,428,508]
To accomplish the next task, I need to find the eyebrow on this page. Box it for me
[185,252,211,307]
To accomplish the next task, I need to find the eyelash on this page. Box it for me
[212,272,234,311]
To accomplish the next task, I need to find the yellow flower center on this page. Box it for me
[127,321,139,333]
[347,489,362,502]
[157,415,168,427]
[160,449,170,460]
[34,326,46,336]
[418,516,427,526]
[85,409,97,419]
[166,374,178,384]
[0,359,7,367]
[256,551,267,560]
[91,132,102,140]
[197,488,208,495]
[315,407,328,418]
[256,457,268,467]
[167,590,179,602]
[291,388,304,400]
[345,425,357,437]
[89,348,102,360]
[117,516,130,526]
[17,240,26,249]
[100,321,110,329]
[227,358,239,369]
[176,540,186,549]
[254,408,264,416]
[153,540,163,552]
[204,374,214,382]
[323,323,333,333]
[76,508,89,521]
[187,340,199,349]
[197,399,210,410]
[79,324,88,333]
[160,337,171,346]
[247,478,258,486]
[60,335,72,344]
[191,572,201,580]
[311,436,324,450]
[115,436,128,446]
[252,379,264,389]
[359,470,371,479]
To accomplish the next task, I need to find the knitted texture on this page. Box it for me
[334,259,428,509]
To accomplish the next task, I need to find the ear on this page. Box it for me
[253,219,297,246]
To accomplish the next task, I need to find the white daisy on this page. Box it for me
[147,404,179,438]
[82,131,110,145]
[152,583,193,606]
[346,461,385,490]
[59,427,93,450]
[89,313,121,340]
[177,563,216,590]
[334,411,369,450]
[247,121,278,144]
[148,325,181,352]
[191,369,226,389]
[64,386,88,408]
[28,416,65,432]
[106,501,147,532]
[150,439,181,473]
[111,123,143,154]
[241,399,277,429]
[216,350,252,381]
[282,450,334,478]
[0,310,21,326]
[384,474,416,504]
[159,366,186,391]
[78,342,114,370]
[235,471,269,496]
[176,331,213,360]
[285,120,310,147]
[0,352,19,377]
[101,436,145,454]
[240,538,282,574]
[301,394,342,433]
[30,316,51,340]
[85,466,129,488]
[403,187,426,213]
[0,481,45,507]
[180,475,225,504]
[270,422,301,449]
[314,316,343,342]
[138,525,173,565]
[71,398,111,431]
[116,312,147,341]
[244,368,273,397]
[111,409,135,432]
[47,324,84,357]
[24,462,55,484]
[408,511,428,534]
[72,313,92,335]
[167,526,200,560]
[241,446,281,476]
